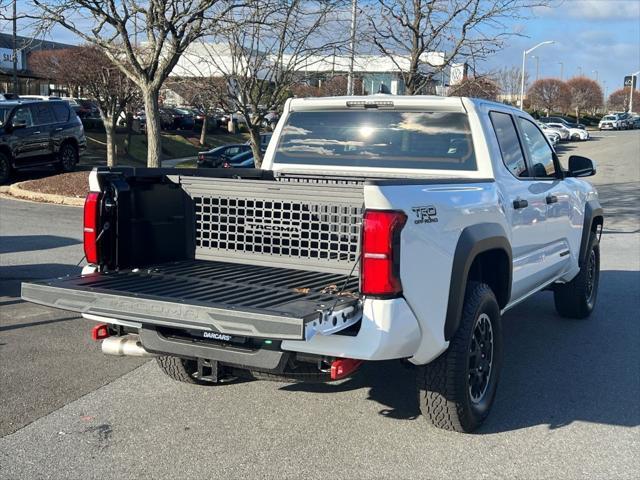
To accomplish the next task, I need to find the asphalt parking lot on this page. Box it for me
[1,130,638,479]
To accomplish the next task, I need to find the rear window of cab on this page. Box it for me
[273,110,477,171]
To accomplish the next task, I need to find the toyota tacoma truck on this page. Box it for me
[22,96,603,433]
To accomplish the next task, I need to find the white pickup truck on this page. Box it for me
[22,96,603,432]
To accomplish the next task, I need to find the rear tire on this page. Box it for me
[417,282,503,433]
[554,232,600,319]
[57,142,78,173]
[0,152,11,184]
[156,355,214,386]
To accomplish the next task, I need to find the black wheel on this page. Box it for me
[554,232,600,319]
[156,356,216,386]
[0,152,11,184]
[57,142,78,172]
[417,282,503,433]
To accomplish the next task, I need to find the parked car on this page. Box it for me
[0,99,86,183]
[222,150,255,168]
[537,122,561,146]
[197,143,252,168]
[161,107,195,130]
[613,112,634,130]
[547,122,589,141]
[631,115,640,129]
[545,123,571,140]
[539,116,586,130]
[22,96,604,433]
[0,93,19,101]
[598,114,623,130]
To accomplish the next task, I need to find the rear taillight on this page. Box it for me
[222,161,231,168]
[360,210,407,297]
[83,192,101,264]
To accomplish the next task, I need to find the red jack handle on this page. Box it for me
[91,323,110,341]
[330,358,364,380]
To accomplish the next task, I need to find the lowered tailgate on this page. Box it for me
[21,259,361,340]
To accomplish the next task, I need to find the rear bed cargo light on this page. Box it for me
[83,192,101,264]
[361,210,407,297]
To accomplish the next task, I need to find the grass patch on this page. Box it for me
[83,130,250,167]
[174,160,197,168]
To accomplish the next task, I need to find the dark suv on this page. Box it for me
[0,99,86,183]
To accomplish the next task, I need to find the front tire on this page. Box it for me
[417,282,503,433]
[57,142,78,172]
[554,232,600,319]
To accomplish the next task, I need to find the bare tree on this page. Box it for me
[29,46,139,166]
[565,76,603,122]
[368,0,546,95]
[496,66,529,103]
[29,0,234,167]
[527,78,570,114]
[608,87,640,112]
[202,0,348,167]
[448,75,500,100]
[166,76,231,146]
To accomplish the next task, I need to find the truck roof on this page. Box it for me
[288,95,467,112]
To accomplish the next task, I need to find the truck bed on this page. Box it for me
[21,259,360,340]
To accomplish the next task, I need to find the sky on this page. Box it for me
[482,0,640,96]
[3,0,640,97]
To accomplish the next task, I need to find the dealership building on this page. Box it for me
[0,33,73,96]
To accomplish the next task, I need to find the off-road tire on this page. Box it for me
[156,355,213,386]
[417,281,503,433]
[0,152,11,184]
[554,232,600,319]
[57,142,78,173]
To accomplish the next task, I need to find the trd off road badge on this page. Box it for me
[412,205,438,224]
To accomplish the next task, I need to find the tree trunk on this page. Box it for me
[104,121,117,167]
[124,111,133,154]
[143,88,162,168]
[199,115,207,147]
[249,125,263,168]
[575,107,580,125]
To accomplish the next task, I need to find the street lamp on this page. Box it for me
[592,70,598,82]
[519,41,554,109]
[558,62,564,80]
[629,71,640,113]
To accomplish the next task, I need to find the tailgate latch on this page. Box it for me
[304,304,362,341]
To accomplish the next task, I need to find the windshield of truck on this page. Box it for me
[603,116,617,121]
[273,111,476,170]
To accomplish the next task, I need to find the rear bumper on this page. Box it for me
[281,298,422,361]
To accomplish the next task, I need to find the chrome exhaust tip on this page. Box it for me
[101,335,156,357]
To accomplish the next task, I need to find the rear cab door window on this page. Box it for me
[51,103,70,123]
[31,103,56,126]
[489,111,529,178]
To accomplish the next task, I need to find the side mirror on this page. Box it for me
[568,155,596,177]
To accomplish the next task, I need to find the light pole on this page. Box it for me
[577,66,583,76]
[629,71,640,113]
[519,41,554,109]
[558,62,564,80]
[603,80,607,111]
[12,0,18,93]
[592,70,598,82]
[346,0,357,96]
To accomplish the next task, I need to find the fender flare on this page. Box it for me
[579,200,603,267]
[444,223,512,341]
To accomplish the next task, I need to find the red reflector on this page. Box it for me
[330,358,364,380]
[83,192,101,264]
[91,323,110,341]
[361,210,407,296]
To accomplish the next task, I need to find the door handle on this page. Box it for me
[513,199,529,209]
[546,195,558,204]
[33,131,40,134]
[54,127,63,132]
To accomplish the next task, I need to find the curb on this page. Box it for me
[1,182,85,207]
